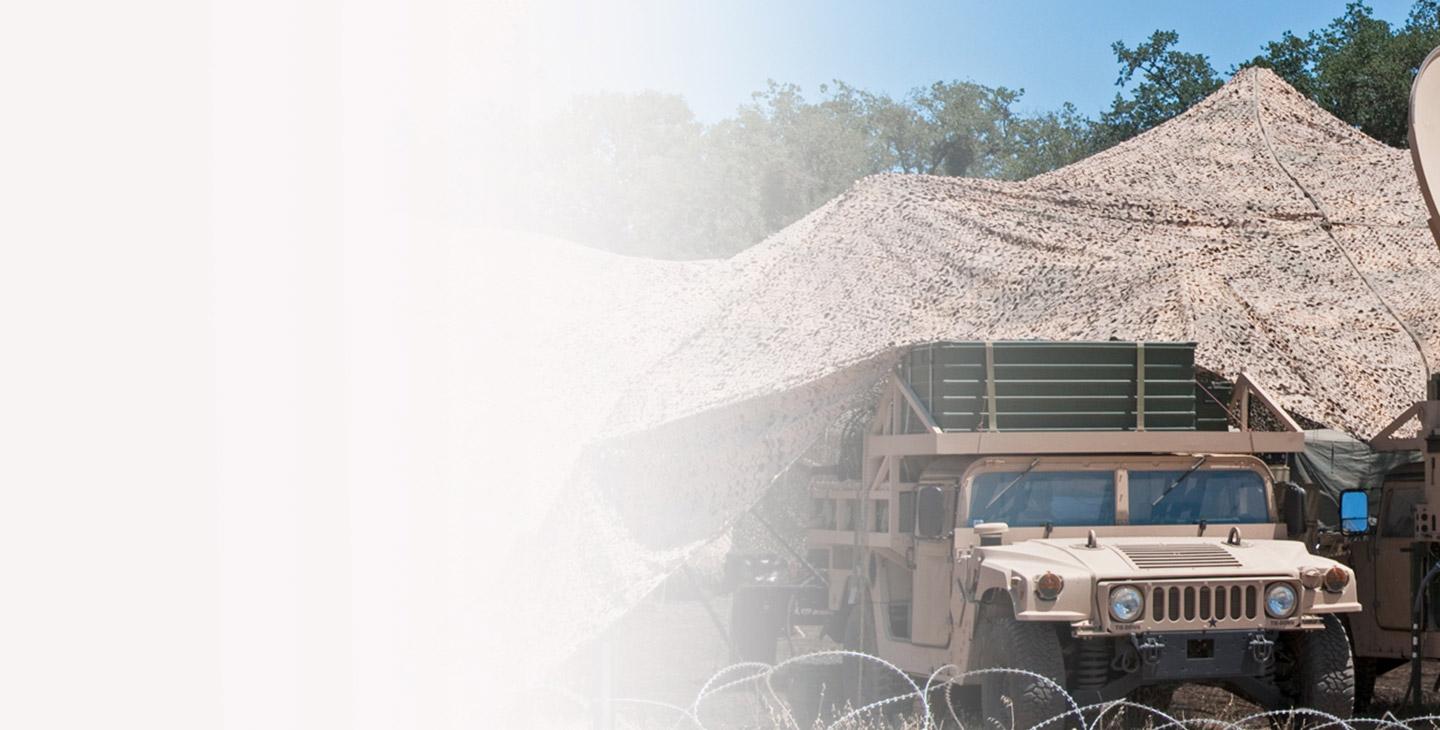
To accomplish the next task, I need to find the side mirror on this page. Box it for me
[1340,489,1370,535]
[1281,482,1307,537]
[915,485,946,539]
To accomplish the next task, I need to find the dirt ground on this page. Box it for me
[1369,662,1440,720]
[592,591,1440,729]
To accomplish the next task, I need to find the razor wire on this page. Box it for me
[608,650,1440,730]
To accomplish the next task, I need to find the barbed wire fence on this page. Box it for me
[601,651,1435,730]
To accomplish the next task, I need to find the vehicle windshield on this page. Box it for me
[1127,469,1268,525]
[969,470,1116,527]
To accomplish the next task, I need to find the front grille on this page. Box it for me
[1150,583,1258,623]
[1118,543,1241,569]
[1100,578,1297,633]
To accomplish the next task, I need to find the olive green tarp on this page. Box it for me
[1291,430,1422,526]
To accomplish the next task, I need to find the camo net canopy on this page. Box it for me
[481,69,1440,693]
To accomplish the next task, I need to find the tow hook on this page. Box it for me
[1131,633,1165,664]
[1248,632,1275,663]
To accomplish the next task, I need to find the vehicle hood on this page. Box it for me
[985,535,1329,581]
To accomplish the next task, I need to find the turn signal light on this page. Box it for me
[1035,571,1064,601]
[1323,566,1350,593]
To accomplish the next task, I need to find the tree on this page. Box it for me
[1094,30,1222,148]
[525,1,1440,259]
[530,79,1089,258]
[711,82,883,240]
[532,92,716,257]
[1239,1,1440,147]
[1001,103,1097,180]
[1241,31,1317,98]
[1311,3,1413,145]
[910,81,1025,177]
[837,83,932,174]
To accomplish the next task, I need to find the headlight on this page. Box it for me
[1266,583,1298,618]
[1323,566,1350,593]
[1035,571,1065,601]
[1110,585,1144,622]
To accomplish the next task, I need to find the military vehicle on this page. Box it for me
[733,341,1361,727]
[1327,378,1440,710]
[1320,44,1440,712]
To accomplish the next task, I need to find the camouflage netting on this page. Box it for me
[481,69,1440,705]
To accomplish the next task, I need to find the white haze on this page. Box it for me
[2,0,626,728]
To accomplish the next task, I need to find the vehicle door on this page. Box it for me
[911,480,956,647]
[1375,482,1423,630]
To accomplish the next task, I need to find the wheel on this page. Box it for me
[973,598,1068,730]
[1289,615,1355,719]
[839,597,908,725]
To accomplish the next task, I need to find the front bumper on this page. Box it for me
[1069,629,1280,705]
[1127,630,1274,681]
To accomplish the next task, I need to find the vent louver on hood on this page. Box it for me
[1118,543,1241,569]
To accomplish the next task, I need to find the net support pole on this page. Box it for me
[984,341,998,432]
[1136,343,1146,431]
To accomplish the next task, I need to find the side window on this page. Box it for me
[1382,485,1423,537]
[913,483,958,535]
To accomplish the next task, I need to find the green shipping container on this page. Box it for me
[900,341,1229,433]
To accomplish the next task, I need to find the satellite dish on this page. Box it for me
[1410,45,1440,248]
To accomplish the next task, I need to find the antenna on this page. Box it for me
[1409,46,1440,249]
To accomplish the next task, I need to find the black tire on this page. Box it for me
[1293,615,1355,719]
[839,597,908,725]
[974,598,1069,730]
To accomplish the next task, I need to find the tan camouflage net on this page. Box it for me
[483,69,1440,702]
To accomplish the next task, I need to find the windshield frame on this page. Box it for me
[957,455,1276,529]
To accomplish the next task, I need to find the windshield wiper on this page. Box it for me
[983,458,1042,512]
[1151,456,1208,508]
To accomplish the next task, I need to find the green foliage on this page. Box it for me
[719,82,881,239]
[1239,1,1440,146]
[529,1,1440,258]
[534,92,719,257]
[1313,3,1414,145]
[1242,31,1317,98]
[912,81,1026,177]
[1003,103,1097,180]
[536,80,1093,257]
[1094,31,1222,148]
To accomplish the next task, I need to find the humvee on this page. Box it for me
[1315,43,1440,713]
[1322,376,1440,710]
[736,341,1360,727]
[1290,45,1440,714]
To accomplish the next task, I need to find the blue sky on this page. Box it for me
[523,0,1420,122]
